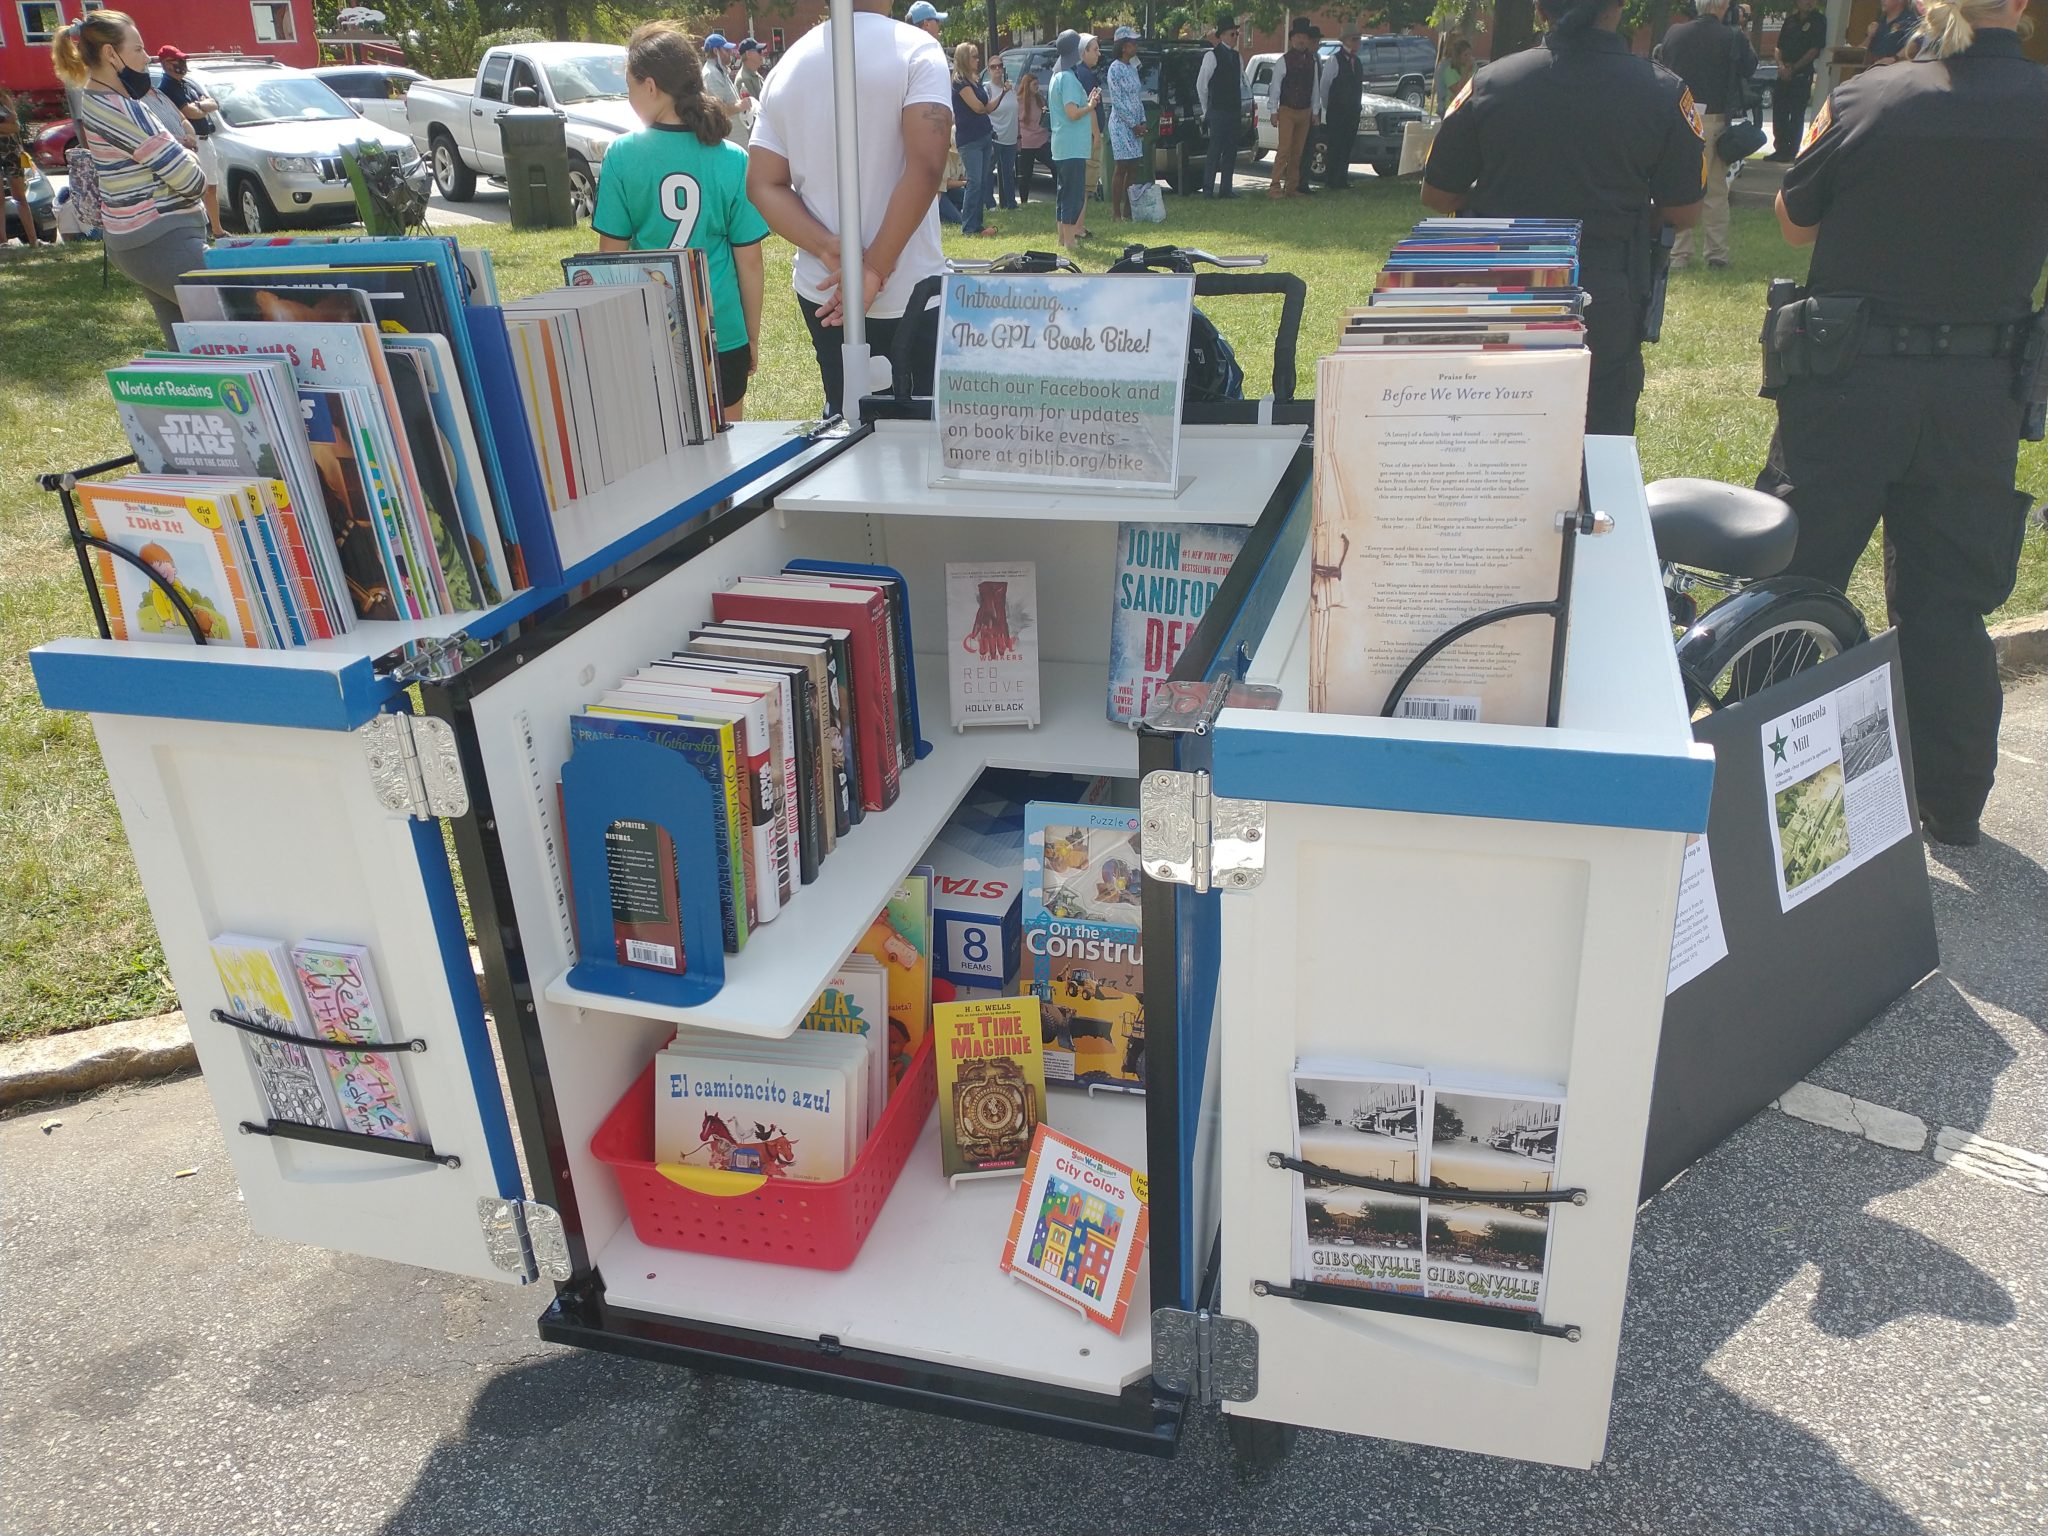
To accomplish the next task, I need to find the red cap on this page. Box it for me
[157,45,188,61]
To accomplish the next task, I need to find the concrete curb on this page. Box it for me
[1993,611,2048,675]
[0,1010,194,1109]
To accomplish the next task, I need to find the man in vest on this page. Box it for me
[1196,13,1250,198]
[1320,26,1365,188]
[1263,18,1327,197]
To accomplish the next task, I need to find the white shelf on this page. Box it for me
[774,418,1306,525]
[542,658,1138,1037]
[597,1087,1154,1397]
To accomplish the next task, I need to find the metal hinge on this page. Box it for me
[1140,770,1266,892]
[477,1197,573,1284]
[363,712,469,820]
[1152,1307,1258,1405]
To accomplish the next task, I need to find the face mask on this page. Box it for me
[118,65,154,99]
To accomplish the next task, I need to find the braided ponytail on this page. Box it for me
[627,21,729,145]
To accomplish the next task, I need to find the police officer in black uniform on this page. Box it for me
[1422,0,1707,435]
[1760,0,2047,846]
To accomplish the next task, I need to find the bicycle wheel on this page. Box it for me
[1674,577,1869,713]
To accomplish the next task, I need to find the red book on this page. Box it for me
[714,580,901,812]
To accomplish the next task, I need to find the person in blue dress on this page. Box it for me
[1106,26,1148,221]
[593,22,771,421]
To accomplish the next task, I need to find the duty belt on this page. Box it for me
[1859,320,2027,358]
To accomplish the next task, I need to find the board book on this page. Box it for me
[1022,802,1146,1090]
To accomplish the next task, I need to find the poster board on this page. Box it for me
[932,273,1194,493]
[1643,631,1938,1198]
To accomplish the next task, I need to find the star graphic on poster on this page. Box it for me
[1769,729,1789,763]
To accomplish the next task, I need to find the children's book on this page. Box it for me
[290,940,425,1142]
[1000,1124,1150,1335]
[945,560,1040,729]
[853,871,934,1088]
[653,1041,857,1183]
[802,958,890,1135]
[1290,1064,1427,1297]
[1107,522,1249,724]
[77,481,262,647]
[209,933,340,1128]
[1424,1078,1564,1313]
[932,993,1046,1178]
[1021,803,1146,1091]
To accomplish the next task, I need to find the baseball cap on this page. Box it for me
[738,36,762,51]
[157,44,188,61]
[907,1,949,23]
[703,31,731,50]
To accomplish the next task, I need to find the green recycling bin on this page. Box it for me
[500,106,574,229]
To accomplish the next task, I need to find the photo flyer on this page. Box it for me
[1425,1081,1564,1313]
[1000,1124,1150,1334]
[1309,348,1588,725]
[945,560,1041,730]
[1106,522,1251,725]
[1762,662,1913,913]
[933,994,1047,1178]
[1022,803,1146,1091]
[933,272,1193,492]
[1291,1067,1427,1297]
[1665,833,1730,996]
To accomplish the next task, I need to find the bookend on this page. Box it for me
[1376,501,1602,728]
[560,733,727,1008]
[43,454,213,646]
[1261,1150,1586,1342]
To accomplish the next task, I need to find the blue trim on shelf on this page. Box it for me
[1211,726,1715,834]
[29,642,387,733]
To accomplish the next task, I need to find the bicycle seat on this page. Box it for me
[1645,478,1799,579]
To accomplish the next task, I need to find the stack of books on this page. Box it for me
[562,251,725,445]
[1344,218,1588,351]
[565,563,920,973]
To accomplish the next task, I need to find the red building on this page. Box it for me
[1,0,316,112]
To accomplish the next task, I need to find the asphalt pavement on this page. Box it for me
[2,673,2042,1536]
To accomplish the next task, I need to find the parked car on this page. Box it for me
[157,56,429,234]
[998,39,1256,194]
[1355,34,1435,107]
[408,42,655,219]
[31,118,75,173]
[4,161,58,243]
[1247,52,1425,181]
[311,64,427,134]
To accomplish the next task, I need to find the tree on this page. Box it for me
[1432,1103,1465,1142]
[1296,1087,1328,1127]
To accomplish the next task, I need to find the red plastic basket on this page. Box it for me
[591,1032,937,1271]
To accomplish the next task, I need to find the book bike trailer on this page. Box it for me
[31,393,1710,1472]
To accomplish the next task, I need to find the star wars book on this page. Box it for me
[1424,1078,1565,1313]
[1000,1123,1150,1335]
[1022,803,1146,1091]
[933,993,1047,1178]
[1290,1064,1427,1297]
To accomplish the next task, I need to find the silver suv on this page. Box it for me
[160,55,428,233]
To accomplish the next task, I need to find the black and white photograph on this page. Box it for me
[1424,1087,1564,1312]
[1837,670,1897,784]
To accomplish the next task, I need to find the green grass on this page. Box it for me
[1,189,2042,1040]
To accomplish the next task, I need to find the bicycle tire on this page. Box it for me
[1675,577,1869,712]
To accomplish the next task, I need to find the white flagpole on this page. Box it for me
[829,0,870,422]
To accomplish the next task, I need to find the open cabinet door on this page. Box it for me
[1200,440,1712,1467]
[87,704,536,1285]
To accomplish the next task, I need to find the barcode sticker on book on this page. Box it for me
[1395,695,1482,723]
[625,939,678,970]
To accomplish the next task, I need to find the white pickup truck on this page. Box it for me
[407,42,635,218]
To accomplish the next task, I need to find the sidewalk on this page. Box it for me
[1,675,2042,1536]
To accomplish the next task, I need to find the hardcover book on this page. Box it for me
[1106,523,1248,724]
[945,561,1040,729]
[1291,1066,1427,1296]
[1000,1124,1150,1335]
[209,933,339,1128]
[1424,1080,1564,1313]
[290,940,425,1142]
[932,994,1046,1178]
[1022,803,1146,1090]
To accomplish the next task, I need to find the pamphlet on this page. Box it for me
[945,560,1041,729]
[1761,661,1913,913]
[932,273,1192,492]
[1291,1067,1427,1296]
[1310,349,1589,725]
[1665,833,1729,995]
[1425,1081,1563,1313]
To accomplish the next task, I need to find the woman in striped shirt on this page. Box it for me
[52,10,206,343]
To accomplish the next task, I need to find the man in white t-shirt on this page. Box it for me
[747,2,952,416]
